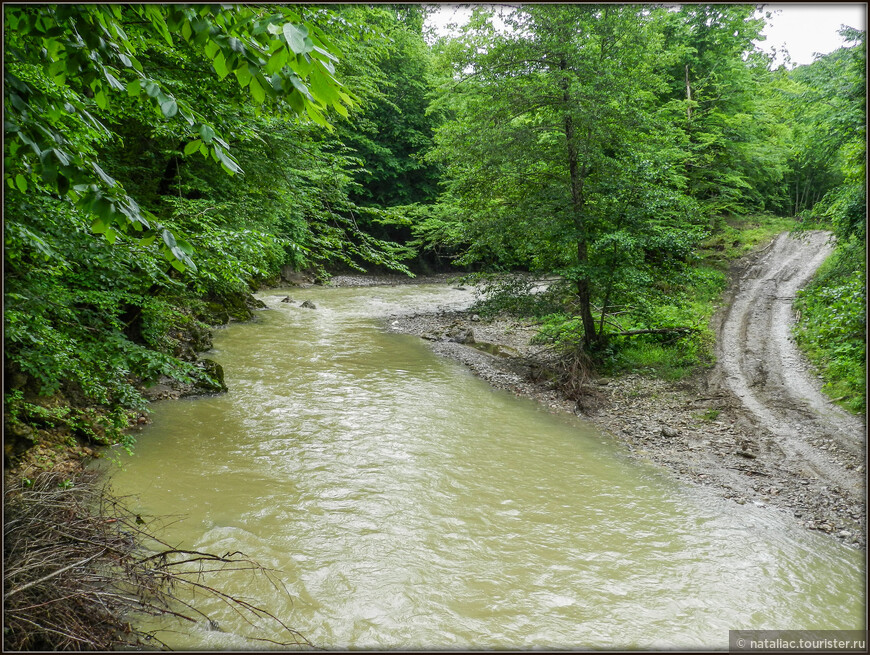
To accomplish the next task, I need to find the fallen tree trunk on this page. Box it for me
[611,327,699,337]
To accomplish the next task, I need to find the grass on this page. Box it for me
[696,213,799,268]
[607,214,801,380]
[792,246,865,415]
[610,341,700,380]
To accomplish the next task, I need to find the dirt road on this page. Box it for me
[710,230,865,501]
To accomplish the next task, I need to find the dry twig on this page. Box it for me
[3,470,311,650]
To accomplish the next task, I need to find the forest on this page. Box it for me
[3,3,866,465]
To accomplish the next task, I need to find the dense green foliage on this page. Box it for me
[790,27,866,415]
[3,4,425,460]
[794,253,865,414]
[4,4,866,466]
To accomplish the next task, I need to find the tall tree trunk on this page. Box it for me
[560,57,597,351]
[685,64,693,120]
[794,175,800,216]
[800,176,813,211]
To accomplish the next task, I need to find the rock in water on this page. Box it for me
[280,296,294,303]
[300,300,317,309]
[199,359,228,393]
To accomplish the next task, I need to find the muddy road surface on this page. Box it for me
[709,230,865,505]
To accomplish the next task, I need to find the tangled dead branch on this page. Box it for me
[550,347,597,403]
[3,470,311,650]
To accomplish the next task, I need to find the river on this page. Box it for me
[103,284,865,649]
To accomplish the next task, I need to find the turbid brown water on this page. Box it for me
[104,285,864,649]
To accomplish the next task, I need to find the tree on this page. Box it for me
[338,5,441,208]
[429,5,702,351]
[4,4,352,270]
[793,27,866,245]
[657,5,790,217]
[3,4,412,455]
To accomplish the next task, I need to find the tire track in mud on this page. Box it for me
[711,230,865,499]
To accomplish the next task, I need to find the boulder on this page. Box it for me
[197,359,228,393]
[447,326,475,344]
[300,300,317,309]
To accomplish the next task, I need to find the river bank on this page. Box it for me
[328,268,866,551]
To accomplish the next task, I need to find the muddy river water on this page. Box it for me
[105,285,865,649]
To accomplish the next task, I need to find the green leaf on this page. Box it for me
[288,75,313,101]
[282,23,309,55]
[265,48,289,75]
[52,148,70,166]
[250,76,265,104]
[15,174,27,193]
[184,139,203,156]
[213,145,242,174]
[126,79,141,97]
[309,70,339,106]
[213,52,229,79]
[104,71,124,91]
[198,123,215,143]
[234,64,252,87]
[311,44,339,63]
[287,89,304,115]
[94,89,108,109]
[92,197,115,221]
[91,216,108,234]
[48,60,66,79]
[160,98,178,118]
[92,162,116,187]
[176,238,194,256]
[305,103,330,130]
[56,174,69,196]
[161,229,177,250]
